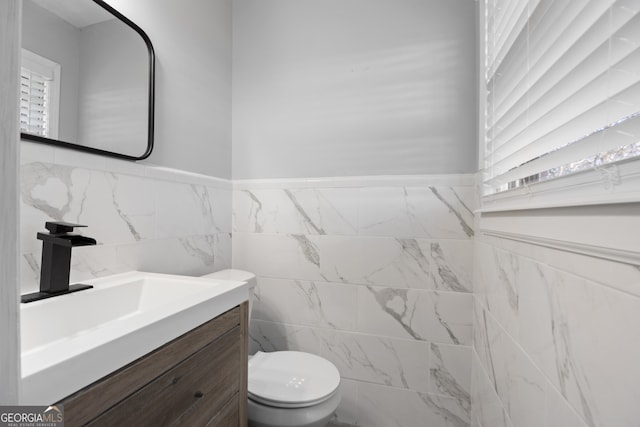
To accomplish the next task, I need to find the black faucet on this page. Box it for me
[21,222,97,303]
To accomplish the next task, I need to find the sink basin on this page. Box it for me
[20,271,250,404]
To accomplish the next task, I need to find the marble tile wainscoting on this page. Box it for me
[472,233,640,427]
[232,175,476,427]
[20,142,232,294]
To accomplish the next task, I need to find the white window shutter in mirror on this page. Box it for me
[20,49,60,139]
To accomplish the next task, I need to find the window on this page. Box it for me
[482,1,640,207]
[20,49,60,139]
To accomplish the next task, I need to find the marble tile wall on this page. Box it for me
[19,142,232,294]
[472,233,640,427]
[232,175,476,427]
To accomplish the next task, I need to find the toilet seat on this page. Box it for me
[248,351,340,409]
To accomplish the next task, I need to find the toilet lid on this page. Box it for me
[248,351,340,408]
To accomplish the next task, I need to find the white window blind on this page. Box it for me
[20,49,60,138]
[483,0,640,197]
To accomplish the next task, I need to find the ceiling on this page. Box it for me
[31,0,113,28]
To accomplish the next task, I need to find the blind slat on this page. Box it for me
[489,43,640,160]
[489,1,607,128]
[490,80,640,177]
[483,114,640,192]
[487,0,530,81]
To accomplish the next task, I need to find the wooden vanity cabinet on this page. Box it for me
[58,302,249,427]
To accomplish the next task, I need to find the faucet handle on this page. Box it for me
[45,221,88,234]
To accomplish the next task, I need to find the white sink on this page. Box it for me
[20,271,250,404]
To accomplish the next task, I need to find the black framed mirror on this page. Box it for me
[20,0,155,160]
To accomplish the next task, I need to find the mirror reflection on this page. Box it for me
[21,0,154,159]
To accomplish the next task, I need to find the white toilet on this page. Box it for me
[202,269,341,427]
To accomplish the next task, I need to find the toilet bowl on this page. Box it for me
[201,269,341,427]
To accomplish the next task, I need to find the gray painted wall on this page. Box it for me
[108,0,233,178]
[232,0,477,179]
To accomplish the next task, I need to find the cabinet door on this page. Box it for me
[88,326,240,427]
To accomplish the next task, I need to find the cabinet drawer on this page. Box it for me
[206,394,239,427]
[88,326,240,427]
[60,306,240,426]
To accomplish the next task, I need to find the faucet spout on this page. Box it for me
[21,222,97,303]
